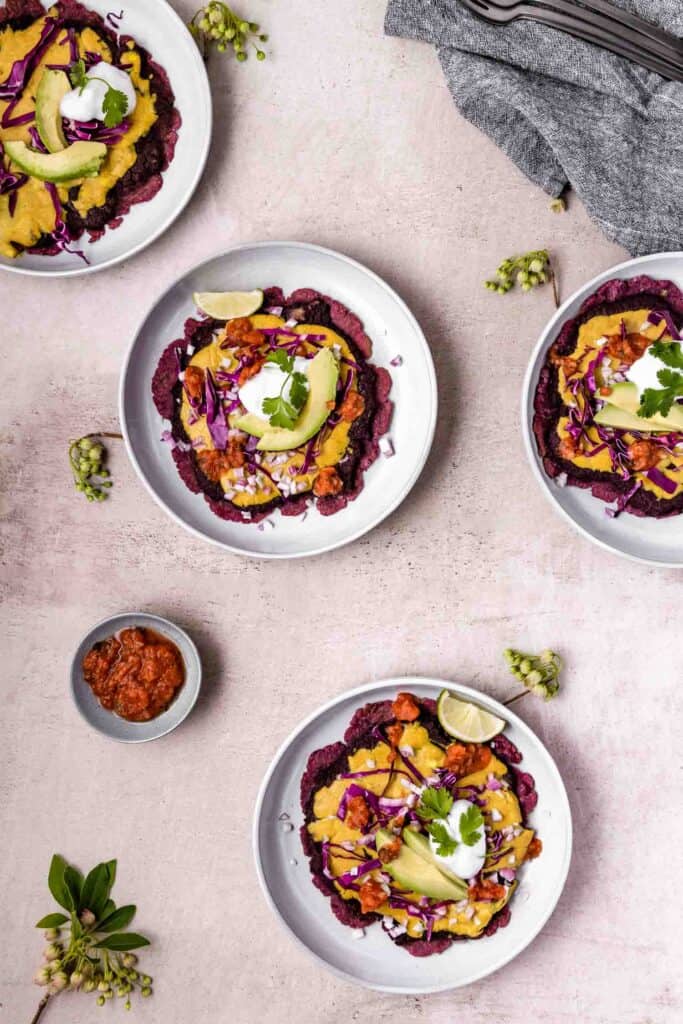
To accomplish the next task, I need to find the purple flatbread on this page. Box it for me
[151,289,393,523]
[533,275,683,519]
[300,696,536,957]
[0,0,180,255]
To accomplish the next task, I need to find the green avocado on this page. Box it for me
[35,69,70,153]
[234,347,339,451]
[401,829,468,894]
[4,140,107,183]
[595,383,683,433]
[376,829,468,902]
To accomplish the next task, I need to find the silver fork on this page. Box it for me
[484,0,682,62]
[458,0,683,81]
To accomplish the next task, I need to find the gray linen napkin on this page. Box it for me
[385,0,683,254]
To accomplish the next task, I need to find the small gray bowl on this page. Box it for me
[70,612,202,743]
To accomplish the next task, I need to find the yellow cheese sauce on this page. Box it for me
[0,8,159,257]
[181,315,359,508]
[555,309,683,500]
[307,723,535,940]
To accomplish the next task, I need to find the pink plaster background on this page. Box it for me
[1,3,681,1023]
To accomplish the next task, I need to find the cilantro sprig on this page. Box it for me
[418,788,484,856]
[458,805,484,847]
[416,787,453,822]
[261,349,309,429]
[425,821,458,857]
[638,342,683,419]
[69,59,129,128]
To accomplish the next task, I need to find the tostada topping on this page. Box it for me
[534,275,683,518]
[152,288,393,523]
[0,1,179,259]
[301,693,541,954]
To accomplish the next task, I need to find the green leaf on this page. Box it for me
[262,394,299,429]
[69,58,87,90]
[102,86,128,128]
[289,371,309,410]
[48,855,72,911]
[638,368,683,419]
[458,805,484,847]
[96,905,136,933]
[266,349,294,374]
[416,786,453,822]
[100,898,116,919]
[35,913,69,929]
[81,863,111,918]
[104,860,117,891]
[426,821,458,857]
[63,865,83,911]
[651,341,683,369]
[94,932,150,952]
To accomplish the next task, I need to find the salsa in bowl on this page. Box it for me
[70,611,201,742]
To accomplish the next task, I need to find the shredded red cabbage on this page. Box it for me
[43,182,89,264]
[646,467,678,495]
[646,309,681,342]
[336,784,383,821]
[335,858,382,888]
[64,119,130,145]
[204,370,229,450]
[0,143,28,201]
[28,126,48,153]
[0,17,61,100]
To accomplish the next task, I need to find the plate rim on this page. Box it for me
[252,675,573,994]
[69,610,202,743]
[521,250,683,569]
[0,0,213,279]
[118,240,438,560]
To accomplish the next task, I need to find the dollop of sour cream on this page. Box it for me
[626,347,667,397]
[428,799,486,880]
[59,62,137,123]
[238,357,309,418]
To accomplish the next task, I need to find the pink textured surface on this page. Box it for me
[0,2,681,1022]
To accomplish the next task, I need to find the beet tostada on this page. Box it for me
[151,288,393,524]
[0,1,180,261]
[534,275,683,518]
[300,693,541,957]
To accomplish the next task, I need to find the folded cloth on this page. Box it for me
[385,0,683,254]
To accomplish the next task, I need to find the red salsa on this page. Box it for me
[82,627,185,722]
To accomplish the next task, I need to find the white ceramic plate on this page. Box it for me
[253,677,572,994]
[0,0,211,277]
[522,252,683,567]
[120,242,437,559]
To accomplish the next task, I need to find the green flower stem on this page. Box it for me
[485,249,559,308]
[503,689,530,707]
[189,3,267,62]
[68,432,121,503]
[29,995,50,1024]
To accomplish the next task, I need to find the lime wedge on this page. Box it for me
[437,690,505,742]
[192,289,264,320]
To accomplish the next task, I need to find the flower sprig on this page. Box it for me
[485,250,558,307]
[503,648,562,703]
[69,433,120,503]
[31,855,153,1018]
[189,3,267,62]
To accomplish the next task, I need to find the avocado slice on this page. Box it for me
[234,347,340,450]
[4,140,107,183]
[401,829,468,895]
[595,401,683,433]
[376,829,468,903]
[35,69,70,153]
